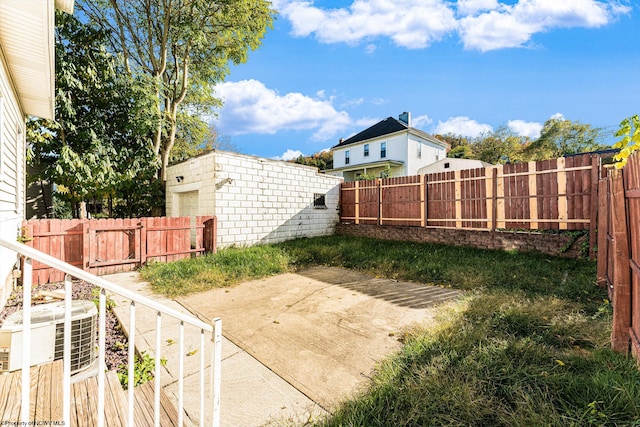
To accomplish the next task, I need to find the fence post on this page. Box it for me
[204,217,217,254]
[493,167,500,230]
[589,155,600,260]
[140,218,147,266]
[454,170,462,228]
[377,179,382,226]
[528,161,539,229]
[557,157,568,230]
[596,178,609,288]
[610,169,631,354]
[82,220,90,271]
[421,174,426,228]
[355,181,360,225]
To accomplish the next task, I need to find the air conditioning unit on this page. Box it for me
[0,300,97,374]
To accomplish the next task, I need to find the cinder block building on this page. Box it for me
[166,150,343,247]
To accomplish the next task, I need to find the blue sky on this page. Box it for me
[210,0,639,160]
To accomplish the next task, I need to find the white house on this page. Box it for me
[0,0,73,308]
[327,112,449,181]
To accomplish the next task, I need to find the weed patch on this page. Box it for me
[140,245,292,296]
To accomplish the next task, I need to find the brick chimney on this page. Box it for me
[399,112,411,127]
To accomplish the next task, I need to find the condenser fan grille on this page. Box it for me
[54,313,97,373]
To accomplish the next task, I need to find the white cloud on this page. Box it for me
[272,149,304,161]
[550,112,565,120]
[433,116,493,137]
[214,79,351,141]
[458,0,631,52]
[277,0,630,52]
[341,97,365,108]
[457,0,499,16]
[508,119,543,139]
[412,114,433,129]
[279,0,458,49]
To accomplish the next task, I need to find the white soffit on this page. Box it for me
[0,0,55,120]
[55,0,74,15]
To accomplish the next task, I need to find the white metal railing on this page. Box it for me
[0,238,222,427]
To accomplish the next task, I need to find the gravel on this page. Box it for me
[0,280,129,371]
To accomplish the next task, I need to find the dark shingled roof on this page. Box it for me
[333,116,443,149]
[333,117,407,148]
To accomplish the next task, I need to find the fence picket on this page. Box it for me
[624,153,640,359]
[609,169,631,353]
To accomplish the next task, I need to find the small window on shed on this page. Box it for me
[444,162,450,169]
[314,193,326,209]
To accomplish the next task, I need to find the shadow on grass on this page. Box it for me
[278,236,602,313]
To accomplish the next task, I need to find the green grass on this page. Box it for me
[277,236,601,312]
[317,291,640,427]
[141,236,640,425]
[139,245,291,297]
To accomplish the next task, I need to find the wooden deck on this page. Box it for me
[0,360,180,426]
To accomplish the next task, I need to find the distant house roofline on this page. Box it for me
[333,114,449,150]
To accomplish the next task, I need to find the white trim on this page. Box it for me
[0,97,3,178]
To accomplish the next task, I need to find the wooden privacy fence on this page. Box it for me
[22,216,217,284]
[597,151,640,358]
[340,153,602,254]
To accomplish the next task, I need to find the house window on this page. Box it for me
[444,162,450,169]
[417,142,422,159]
[345,150,350,165]
[380,142,386,158]
[364,144,369,157]
[314,193,326,209]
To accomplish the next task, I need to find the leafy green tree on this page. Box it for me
[79,0,276,181]
[27,12,159,218]
[170,118,235,164]
[291,151,334,170]
[471,126,526,164]
[523,117,606,161]
[434,133,471,158]
[612,114,640,169]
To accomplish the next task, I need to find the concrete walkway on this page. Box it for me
[178,267,461,412]
[107,271,324,427]
[107,267,461,426]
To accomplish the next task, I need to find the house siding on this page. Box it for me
[0,46,26,309]
[166,151,343,248]
[406,136,445,176]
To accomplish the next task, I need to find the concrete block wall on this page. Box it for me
[166,150,343,248]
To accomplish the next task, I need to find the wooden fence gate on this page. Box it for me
[22,216,217,284]
[597,151,640,358]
